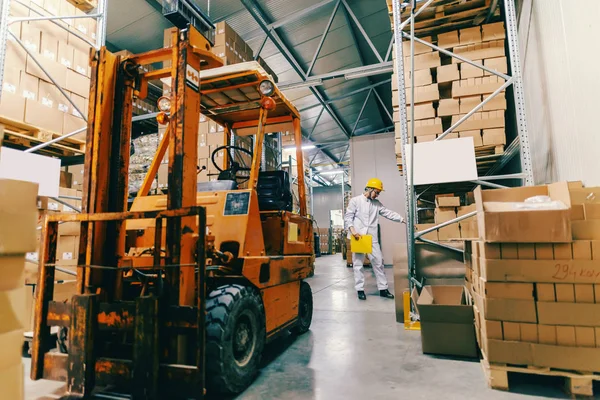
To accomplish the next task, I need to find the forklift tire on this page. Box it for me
[206,284,266,395]
[292,281,313,335]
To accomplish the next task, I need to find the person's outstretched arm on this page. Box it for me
[378,203,405,223]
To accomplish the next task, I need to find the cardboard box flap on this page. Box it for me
[417,286,474,323]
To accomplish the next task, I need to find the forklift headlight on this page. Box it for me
[157,96,171,112]
[259,80,275,97]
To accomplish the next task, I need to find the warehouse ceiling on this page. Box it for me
[106,0,394,182]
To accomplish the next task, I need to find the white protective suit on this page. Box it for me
[344,194,404,291]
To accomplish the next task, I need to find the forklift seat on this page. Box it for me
[197,180,237,192]
[257,171,293,212]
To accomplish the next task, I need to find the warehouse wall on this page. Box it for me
[519,0,600,186]
[349,133,407,264]
[312,185,344,231]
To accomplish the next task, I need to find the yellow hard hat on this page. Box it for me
[366,178,384,191]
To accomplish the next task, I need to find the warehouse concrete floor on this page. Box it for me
[25,255,574,399]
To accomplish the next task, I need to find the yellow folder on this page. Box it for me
[351,234,373,254]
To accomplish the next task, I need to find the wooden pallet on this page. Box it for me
[482,358,600,397]
[0,116,86,158]
[388,0,502,37]
[66,0,97,13]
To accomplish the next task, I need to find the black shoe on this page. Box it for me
[357,291,367,300]
[379,289,394,299]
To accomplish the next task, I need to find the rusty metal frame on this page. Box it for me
[31,206,207,398]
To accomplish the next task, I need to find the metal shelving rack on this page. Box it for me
[391,0,533,292]
[0,0,108,211]
[0,0,108,156]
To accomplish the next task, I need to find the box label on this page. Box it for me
[60,57,72,68]
[3,82,16,94]
[41,97,53,108]
[62,252,73,260]
[58,103,69,113]
[76,66,87,75]
[22,90,36,100]
[185,64,200,92]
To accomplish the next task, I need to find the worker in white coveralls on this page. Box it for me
[344,178,405,300]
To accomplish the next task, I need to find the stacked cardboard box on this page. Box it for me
[0,179,39,399]
[392,23,508,168]
[0,0,96,142]
[467,182,600,372]
[416,193,479,241]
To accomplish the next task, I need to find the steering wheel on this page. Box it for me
[211,145,253,183]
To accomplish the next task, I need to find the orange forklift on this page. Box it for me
[30,4,315,398]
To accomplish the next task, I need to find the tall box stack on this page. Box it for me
[415,192,479,241]
[392,22,508,173]
[0,0,96,144]
[467,182,600,376]
[0,179,39,399]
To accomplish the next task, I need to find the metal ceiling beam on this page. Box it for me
[307,0,341,76]
[241,0,352,141]
[372,87,394,124]
[278,61,393,90]
[351,89,372,136]
[299,78,391,112]
[308,106,325,139]
[340,0,383,63]
[270,0,337,29]
[338,1,389,131]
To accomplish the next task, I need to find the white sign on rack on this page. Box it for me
[0,147,61,197]
[404,137,478,185]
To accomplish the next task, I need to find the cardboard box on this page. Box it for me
[483,57,508,76]
[481,258,600,284]
[0,256,26,291]
[482,92,507,111]
[459,131,483,147]
[473,291,537,322]
[436,195,460,208]
[556,326,576,346]
[536,283,556,301]
[0,179,38,254]
[20,71,39,101]
[482,129,506,146]
[437,64,460,83]
[451,111,505,132]
[63,113,86,136]
[537,301,600,326]
[26,55,68,88]
[435,208,457,224]
[41,32,59,61]
[520,323,539,343]
[501,243,518,259]
[2,67,20,96]
[517,243,536,259]
[406,103,435,121]
[402,36,433,55]
[453,40,505,64]
[55,235,78,266]
[73,49,90,77]
[410,118,443,137]
[480,281,534,300]
[538,325,556,345]
[535,243,554,260]
[437,31,459,49]
[405,52,440,70]
[460,60,484,79]
[0,92,26,121]
[66,69,91,98]
[417,286,478,357]
[38,80,63,110]
[554,243,572,259]
[70,93,87,118]
[438,224,461,240]
[437,99,459,116]
[460,27,482,45]
[24,99,64,133]
[415,224,439,241]
[20,25,41,53]
[405,84,440,105]
[502,322,520,340]
[482,22,506,42]
[452,76,505,98]
[574,284,595,303]
[572,220,600,240]
[474,184,572,243]
[555,283,575,302]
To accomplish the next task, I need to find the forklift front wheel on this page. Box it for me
[206,284,266,395]
[292,281,313,335]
